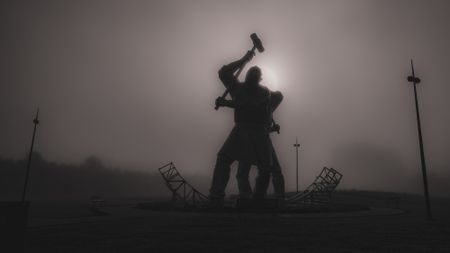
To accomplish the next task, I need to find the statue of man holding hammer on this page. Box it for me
[209,33,285,205]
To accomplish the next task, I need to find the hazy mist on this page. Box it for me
[2,0,450,196]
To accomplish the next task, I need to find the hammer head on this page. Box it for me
[250,33,264,53]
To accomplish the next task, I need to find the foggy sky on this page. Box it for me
[1,0,450,195]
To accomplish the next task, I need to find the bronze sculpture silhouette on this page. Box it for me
[209,34,285,205]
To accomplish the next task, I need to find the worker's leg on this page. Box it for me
[271,150,285,200]
[209,155,234,202]
[253,166,271,199]
[250,128,272,199]
[236,161,253,199]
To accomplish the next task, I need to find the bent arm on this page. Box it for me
[270,91,283,112]
[217,51,254,96]
[218,60,245,91]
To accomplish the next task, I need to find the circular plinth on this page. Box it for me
[136,199,371,214]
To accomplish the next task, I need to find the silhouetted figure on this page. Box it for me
[209,50,284,204]
[236,91,285,200]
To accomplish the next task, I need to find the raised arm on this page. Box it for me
[218,51,254,93]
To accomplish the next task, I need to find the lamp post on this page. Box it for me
[21,108,40,202]
[293,138,300,193]
[407,60,432,219]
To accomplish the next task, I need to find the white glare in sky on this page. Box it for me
[260,65,279,91]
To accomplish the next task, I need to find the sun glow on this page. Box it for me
[259,65,279,91]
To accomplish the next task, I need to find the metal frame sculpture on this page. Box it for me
[287,167,343,205]
[157,162,342,208]
[158,162,209,207]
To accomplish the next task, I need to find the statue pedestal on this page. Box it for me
[235,198,283,212]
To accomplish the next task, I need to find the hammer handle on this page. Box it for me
[215,46,256,110]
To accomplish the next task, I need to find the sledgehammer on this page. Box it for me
[214,33,264,110]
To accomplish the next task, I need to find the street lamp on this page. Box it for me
[407,59,432,219]
[293,138,300,193]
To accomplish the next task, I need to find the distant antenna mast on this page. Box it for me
[21,108,40,202]
[407,60,432,219]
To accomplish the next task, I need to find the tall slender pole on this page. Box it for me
[21,108,40,202]
[407,60,432,219]
[294,138,300,193]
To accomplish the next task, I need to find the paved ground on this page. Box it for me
[25,192,450,252]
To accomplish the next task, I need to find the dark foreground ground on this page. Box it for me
[25,191,450,253]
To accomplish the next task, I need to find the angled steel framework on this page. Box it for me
[158,162,209,207]
[157,162,342,208]
[287,167,343,205]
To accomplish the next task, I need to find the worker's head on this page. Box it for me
[245,66,262,89]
